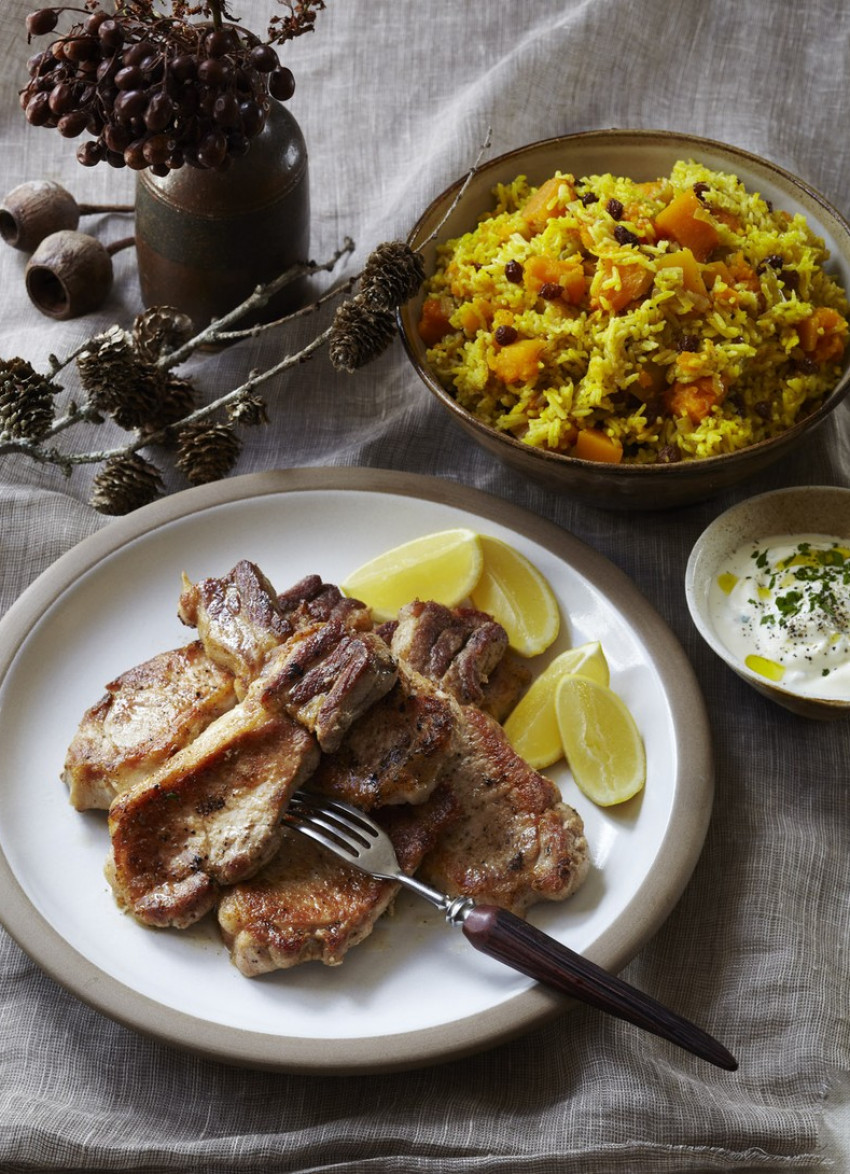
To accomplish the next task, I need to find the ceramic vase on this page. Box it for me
[134,101,309,330]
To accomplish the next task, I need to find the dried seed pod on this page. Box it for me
[359,240,425,311]
[176,421,241,485]
[0,355,58,441]
[0,180,80,252]
[90,452,164,515]
[132,305,194,363]
[25,229,113,319]
[329,294,397,373]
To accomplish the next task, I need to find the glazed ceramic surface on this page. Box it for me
[0,469,713,1072]
[135,102,309,329]
[686,485,850,718]
[399,130,850,510]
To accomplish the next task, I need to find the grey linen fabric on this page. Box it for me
[1,0,849,1169]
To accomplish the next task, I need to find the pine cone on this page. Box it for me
[175,422,242,486]
[89,453,164,515]
[140,374,197,438]
[77,326,162,431]
[0,356,58,441]
[132,306,195,364]
[328,295,397,373]
[359,241,425,311]
[227,393,269,427]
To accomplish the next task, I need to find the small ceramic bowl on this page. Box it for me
[685,485,850,719]
[398,129,850,510]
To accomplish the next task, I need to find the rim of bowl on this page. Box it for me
[685,484,850,711]
[398,128,850,479]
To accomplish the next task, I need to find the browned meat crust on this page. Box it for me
[477,652,534,724]
[217,785,458,975]
[308,661,459,809]
[62,641,237,811]
[106,624,398,929]
[277,574,372,632]
[179,562,393,753]
[178,562,372,701]
[178,560,292,697]
[387,600,531,719]
[389,600,508,705]
[107,683,319,929]
[418,705,589,915]
[272,621,397,754]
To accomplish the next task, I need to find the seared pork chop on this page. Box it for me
[62,641,236,811]
[309,660,459,809]
[387,601,531,721]
[178,562,371,700]
[107,622,398,928]
[107,681,318,930]
[218,784,458,974]
[389,602,588,914]
[178,560,292,698]
[419,704,589,914]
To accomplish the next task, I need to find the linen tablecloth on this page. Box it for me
[1,1,849,1169]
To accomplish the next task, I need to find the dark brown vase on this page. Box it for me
[134,101,309,330]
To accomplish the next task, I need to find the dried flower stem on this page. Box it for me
[211,273,358,343]
[157,237,354,370]
[29,324,335,469]
[0,238,353,465]
[0,133,493,509]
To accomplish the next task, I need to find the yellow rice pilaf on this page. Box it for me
[417,161,849,464]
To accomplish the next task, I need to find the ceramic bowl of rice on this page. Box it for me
[398,130,850,509]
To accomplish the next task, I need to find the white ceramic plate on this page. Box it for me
[0,468,713,1072]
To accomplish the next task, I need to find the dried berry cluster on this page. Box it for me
[20,0,324,173]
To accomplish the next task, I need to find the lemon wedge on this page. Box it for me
[503,643,609,769]
[341,528,483,622]
[555,675,645,806]
[469,534,561,657]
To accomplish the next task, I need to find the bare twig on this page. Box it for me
[33,324,335,467]
[210,274,357,343]
[156,237,354,369]
[421,126,493,246]
[0,240,353,466]
[0,131,493,510]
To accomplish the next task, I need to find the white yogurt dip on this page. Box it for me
[708,532,850,699]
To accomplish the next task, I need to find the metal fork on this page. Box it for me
[283,791,737,1071]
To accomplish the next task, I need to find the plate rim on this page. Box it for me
[0,467,714,1073]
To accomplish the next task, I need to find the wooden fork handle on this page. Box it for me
[461,904,737,1071]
